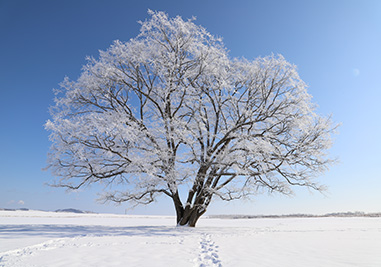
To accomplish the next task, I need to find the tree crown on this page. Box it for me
[46,11,336,221]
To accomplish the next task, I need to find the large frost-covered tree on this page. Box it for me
[46,11,336,226]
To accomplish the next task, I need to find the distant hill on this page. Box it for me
[0,208,29,211]
[0,208,96,214]
[55,208,94,214]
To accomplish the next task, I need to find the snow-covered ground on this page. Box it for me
[1,210,380,266]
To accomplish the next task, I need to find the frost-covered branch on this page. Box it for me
[46,11,337,227]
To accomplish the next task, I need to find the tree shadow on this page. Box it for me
[0,224,197,239]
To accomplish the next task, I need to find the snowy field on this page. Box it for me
[1,210,381,266]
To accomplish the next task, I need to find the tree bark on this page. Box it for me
[188,207,206,227]
[173,186,212,227]
[172,191,184,225]
[176,206,206,227]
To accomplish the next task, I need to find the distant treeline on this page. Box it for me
[208,211,381,219]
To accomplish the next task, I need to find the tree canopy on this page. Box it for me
[46,11,336,226]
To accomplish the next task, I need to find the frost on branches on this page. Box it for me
[46,11,336,227]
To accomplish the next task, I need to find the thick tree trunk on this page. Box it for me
[174,201,207,227]
[187,207,206,227]
[172,191,184,225]
[177,207,205,227]
[172,188,211,227]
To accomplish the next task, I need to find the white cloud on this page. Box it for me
[352,68,360,77]
[18,200,25,205]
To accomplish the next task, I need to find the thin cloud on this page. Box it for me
[352,68,360,77]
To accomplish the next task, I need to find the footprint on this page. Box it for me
[195,233,222,267]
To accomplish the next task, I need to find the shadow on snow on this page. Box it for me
[0,224,198,239]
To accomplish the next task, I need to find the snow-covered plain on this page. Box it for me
[1,210,380,266]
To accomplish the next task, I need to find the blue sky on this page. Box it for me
[1,0,380,215]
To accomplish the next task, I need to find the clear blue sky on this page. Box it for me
[1,0,380,215]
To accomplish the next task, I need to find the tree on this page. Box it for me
[46,11,336,227]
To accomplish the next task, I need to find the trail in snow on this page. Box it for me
[196,233,221,267]
[0,237,76,267]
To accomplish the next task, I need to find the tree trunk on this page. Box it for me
[187,207,206,227]
[175,205,206,227]
[172,188,213,227]
[172,191,184,225]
